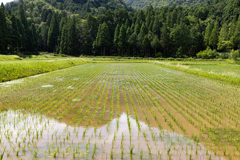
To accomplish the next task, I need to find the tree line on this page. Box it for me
[0,0,240,57]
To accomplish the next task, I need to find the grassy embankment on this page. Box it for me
[0,54,87,82]
[152,60,240,85]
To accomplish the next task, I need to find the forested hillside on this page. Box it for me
[0,0,240,58]
[124,0,206,10]
[5,0,127,17]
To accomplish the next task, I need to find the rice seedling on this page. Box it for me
[223,148,227,156]
[140,149,143,159]
[110,149,114,159]
[130,145,134,159]
[53,151,57,158]
[33,149,38,158]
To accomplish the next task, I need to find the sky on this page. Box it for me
[0,0,15,4]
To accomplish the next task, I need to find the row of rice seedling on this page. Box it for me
[155,68,240,130]
[130,63,240,159]
[121,64,217,158]
[5,64,103,133]
[53,64,117,159]
[66,64,117,159]
[121,66,158,159]
[119,66,135,159]
[86,66,116,159]
[129,67,184,135]
[124,65,191,159]
[106,67,121,160]
[75,66,114,127]
[117,65,178,159]
[136,70,212,134]
[0,64,113,159]
[130,64,213,159]
[43,64,105,111]
[122,65,161,159]
[1,64,101,111]
[134,63,228,129]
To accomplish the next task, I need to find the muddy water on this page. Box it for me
[0,110,222,160]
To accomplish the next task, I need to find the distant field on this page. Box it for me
[0,62,239,159]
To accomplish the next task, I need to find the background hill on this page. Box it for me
[124,0,207,10]
[5,0,127,17]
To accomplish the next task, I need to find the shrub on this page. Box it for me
[218,52,230,59]
[230,49,240,61]
[196,47,218,59]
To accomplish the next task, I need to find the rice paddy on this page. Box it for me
[0,62,239,159]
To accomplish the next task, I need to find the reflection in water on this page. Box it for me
[0,110,222,159]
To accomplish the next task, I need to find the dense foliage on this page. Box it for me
[5,0,127,16]
[0,0,240,58]
[124,0,206,10]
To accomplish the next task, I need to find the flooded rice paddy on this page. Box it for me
[0,110,219,159]
[0,63,240,159]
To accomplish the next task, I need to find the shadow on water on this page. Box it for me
[0,110,223,159]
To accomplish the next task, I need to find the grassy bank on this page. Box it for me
[152,61,240,85]
[0,53,72,61]
[0,55,23,61]
[0,58,87,82]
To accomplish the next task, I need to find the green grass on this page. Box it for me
[18,52,72,59]
[0,58,87,82]
[188,64,240,77]
[0,55,22,61]
[0,53,74,61]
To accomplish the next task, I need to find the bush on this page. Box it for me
[218,52,230,59]
[230,50,240,61]
[196,47,218,59]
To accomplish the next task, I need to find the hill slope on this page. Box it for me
[5,0,127,16]
[124,0,207,9]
